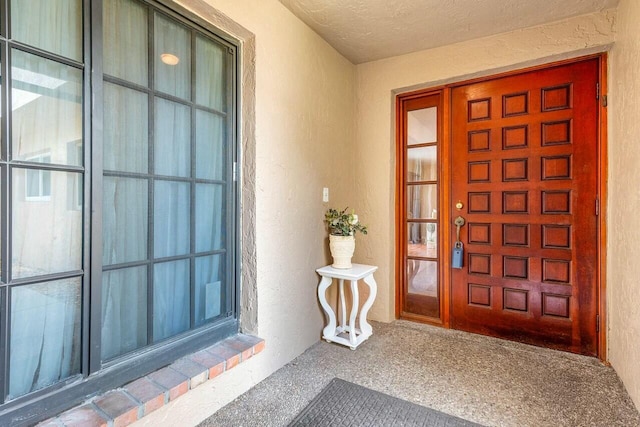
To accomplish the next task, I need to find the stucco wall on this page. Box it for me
[353,10,616,323]
[608,0,640,410]
[131,3,640,424]
[134,0,356,425]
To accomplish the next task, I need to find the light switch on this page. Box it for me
[323,187,329,202]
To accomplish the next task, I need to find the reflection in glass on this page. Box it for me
[155,98,191,177]
[103,177,148,266]
[12,0,82,61]
[102,267,147,360]
[104,83,148,173]
[195,255,224,326]
[407,146,437,182]
[407,223,438,258]
[196,184,224,253]
[406,184,437,220]
[25,156,51,200]
[12,169,83,279]
[9,278,82,399]
[103,0,148,85]
[154,180,190,258]
[11,50,83,166]
[195,35,226,111]
[154,260,190,341]
[155,13,191,100]
[408,107,437,145]
[195,109,226,180]
[407,260,438,297]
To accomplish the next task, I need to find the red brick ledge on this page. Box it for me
[38,334,265,427]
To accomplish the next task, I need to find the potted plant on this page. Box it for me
[324,207,368,269]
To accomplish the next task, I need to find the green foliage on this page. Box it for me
[324,207,368,236]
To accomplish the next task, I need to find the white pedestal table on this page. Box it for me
[316,264,378,350]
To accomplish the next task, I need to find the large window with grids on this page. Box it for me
[0,0,238,421]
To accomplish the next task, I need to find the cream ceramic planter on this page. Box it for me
[329,234,355,269]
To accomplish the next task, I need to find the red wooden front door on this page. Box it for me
[450,59,599,355]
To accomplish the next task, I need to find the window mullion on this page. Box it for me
[38,169,43,196]
[88,0,104,375]
[0,289,6,404]
[147,5,155,345]
[228,46,237,318]
[0,9,10,404]
[189,29,196,329]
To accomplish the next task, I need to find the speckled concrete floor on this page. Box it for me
[199,321,640,427]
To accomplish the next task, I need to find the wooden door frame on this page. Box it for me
[395,53,608,361]
[395,88,450,326]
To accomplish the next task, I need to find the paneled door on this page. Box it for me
[450,59,599,355]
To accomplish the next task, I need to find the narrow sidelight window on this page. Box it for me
[397,92,443,321]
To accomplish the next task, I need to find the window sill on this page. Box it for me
[38,334,265,427]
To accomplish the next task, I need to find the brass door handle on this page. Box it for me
[454,216,465,242]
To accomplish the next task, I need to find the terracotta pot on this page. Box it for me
[329,234,355,269]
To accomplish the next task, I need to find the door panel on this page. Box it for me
[450,59,599,355]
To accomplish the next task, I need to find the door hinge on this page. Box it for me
[595,198,600,216]
[596,314,600,333]
[233,162,238,181]
[597,83,608,106]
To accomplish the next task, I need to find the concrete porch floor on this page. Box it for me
[200,321,640,427]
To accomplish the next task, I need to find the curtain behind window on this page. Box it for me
[7,0,84,399]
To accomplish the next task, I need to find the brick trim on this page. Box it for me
[38,335,264,427]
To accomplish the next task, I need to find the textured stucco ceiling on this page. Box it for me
[278,0,619,64]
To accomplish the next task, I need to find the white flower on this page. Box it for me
[350,214,358,225]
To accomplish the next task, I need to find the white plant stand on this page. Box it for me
[316,264,378,350]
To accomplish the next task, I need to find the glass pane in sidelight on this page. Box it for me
[195,109,226,180]
[11,50,83,166]
[104,83,148,173]
[103,177,148,266]
[9,278,82,399]
[101,266,148,360]
[12,169,83,279]
[12,0,83,61]
[407,146,437,182]
[407,107,437,145]
[103,0,148,85]
[195,183,224,253]
[195,255,224,326]
[407,259,438,297]
[195,35,227,111]
[154,12,191,100]
[153,259,190,341]
[154,180,190,258]
[406,184,437,220]
[407,223,438,258]
[155,98,191,178]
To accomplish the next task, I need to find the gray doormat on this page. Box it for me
[288,378,483,427]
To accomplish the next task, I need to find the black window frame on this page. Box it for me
[0,0,241,424]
